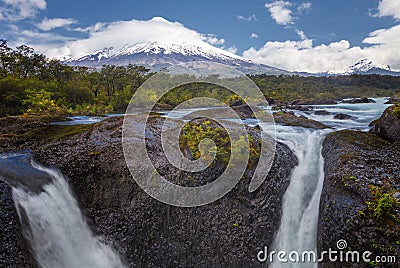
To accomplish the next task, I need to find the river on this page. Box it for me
[1,97,392,267]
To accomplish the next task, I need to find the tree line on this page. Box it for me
[1,39,400,117]
[0,40,152,117]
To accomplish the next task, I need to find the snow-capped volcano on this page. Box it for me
[70,47,114,63]
[65,41,291,75]
[327,58,400,76]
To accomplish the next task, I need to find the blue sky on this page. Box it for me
[0,0,399,72]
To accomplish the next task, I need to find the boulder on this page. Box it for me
[314,110,331,116]
[319,130,400,267]
[370,105,400,142]
[342,97,376,104]
[384,96,400,104]
[0,115,298,267]
[273,112,329,129]
[290,98,337,105]
[334,113,353,120]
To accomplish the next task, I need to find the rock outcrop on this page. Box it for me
[333,113,353,120]
[318,130,400,268]
[0,115,297,267]
[273,112,330,130]
[0,182,33,267]
[290,98,338,105]
[342,97,376,104]
[371,105,400,142]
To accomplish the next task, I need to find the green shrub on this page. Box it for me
[367,186,399,220]
[179,119,260,169]
[22,88,61,115]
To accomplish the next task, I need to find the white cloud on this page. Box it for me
[265,1,293,26]
[295,29,307,40]
[73,22,107,33]
[226,46,238,54]
[6,29,76,56]
[265,1,312,40]
[243,39,364,73]
[297,2,312,13]
[376,0,400,19]
[204,34,225,45]
[242,25,400,73]
[0,0,46,21]
[36,17,77,31]
[43,17,228,59]
[237,14,257,21]
[250,33,258,39]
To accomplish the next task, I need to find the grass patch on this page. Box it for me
[20,124,92,145]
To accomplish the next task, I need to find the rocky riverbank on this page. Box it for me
[0,181,33,267]
[0,115,297,267]
[318,128,399,267]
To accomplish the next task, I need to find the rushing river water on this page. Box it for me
[2,98,392,267]
[265,98,391,267]
[1,155,125,268]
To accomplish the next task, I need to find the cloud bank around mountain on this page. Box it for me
[44,17,228,59]
[242,0,400,72]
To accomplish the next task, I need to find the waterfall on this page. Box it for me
[9,158,125,268]
[269,126,329,268]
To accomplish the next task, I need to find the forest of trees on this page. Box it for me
[0,40,152,117]
[1,39,400,117]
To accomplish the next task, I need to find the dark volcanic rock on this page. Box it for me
[314,110,331,116]
[384,96,400,104]
[342,97,376,104]
[0,182,33,267]
[265,97,275,105]
[287,105,313,112]
[370,106,400,142]
[0,154,53,194]
[319,130,400,268]
[186,104,262,120]
[333,113,353,120]
[231,104,262,119]
[273,112,329,129]
[1,115,297,267]
[227,98,244,107]
[153,103,173,110]
[290,98,337,105]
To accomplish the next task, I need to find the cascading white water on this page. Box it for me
[269,126,329,268]
[262,98,391,267]
[11,161,125,268]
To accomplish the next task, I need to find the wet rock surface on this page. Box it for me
[318,130,400,268]
[342,97,376,104]
[273,112,330,129]
[0,182,33,267]
[290,98,338,105]
[314,110,331,116]
[333,113,353,120]
[370,106,400,142]
[384,96,400,104]
[0,115,297,267]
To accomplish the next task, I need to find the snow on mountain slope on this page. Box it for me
[327,58,400,76]
[65,41,291,75]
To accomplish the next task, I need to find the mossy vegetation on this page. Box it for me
[179,119,260,170]
[20,124,92,145]
[366,186,399,221]
[180,119,229,162]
